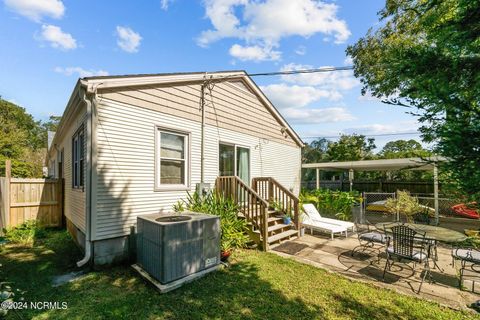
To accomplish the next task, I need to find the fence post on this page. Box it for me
[4,160,11,229]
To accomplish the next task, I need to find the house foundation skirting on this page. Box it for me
[66,218,135,266]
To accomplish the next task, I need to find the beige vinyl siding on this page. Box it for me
[94,98,300,240]
[98,81,297,148]
[52,100,87,232]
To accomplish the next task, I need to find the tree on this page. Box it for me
[42,115,62,132]
[347,0,480,200]
[379,139,433,181]
[326,134,376,161]
[379,139,431,159]
[0,97,49,177]
[301,138,329,185]
[302,138,329,163]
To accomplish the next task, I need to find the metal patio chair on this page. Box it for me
[383,224,432,293]
[351,222,387,262]
[452,247,480,291]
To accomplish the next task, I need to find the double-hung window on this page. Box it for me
[72,126,84,189]
[156,128,189,190]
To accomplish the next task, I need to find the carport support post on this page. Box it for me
[349,169,354,192]
[433,164,439,225]
[316,168,320,190]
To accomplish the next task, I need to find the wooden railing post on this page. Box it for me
[261,206,269,251]
[268,178,273,204]
[293,200,299,231]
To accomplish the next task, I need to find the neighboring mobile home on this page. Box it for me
[46,71,303,266]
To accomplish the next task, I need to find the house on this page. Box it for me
[46,71,304,266]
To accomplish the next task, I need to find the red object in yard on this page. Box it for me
[451,202,479,219]
[220,250,231,262]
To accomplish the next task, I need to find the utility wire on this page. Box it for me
[247,66,354,77]
[302,132,421,139]
[203,66,355,83]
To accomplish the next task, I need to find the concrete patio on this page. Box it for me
[272,232,480,311]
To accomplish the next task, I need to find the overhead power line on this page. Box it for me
[247,66,354,77]
[204,66,355,83]
[302,132,421,139]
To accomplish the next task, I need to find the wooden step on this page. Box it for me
[268,216,283,223]
[267,229,298,244]
[267,223,290,233]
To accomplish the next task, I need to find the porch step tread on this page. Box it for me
[268,223,291,232]
[238,214,283,224]
[268,216,284,223]
[268,229,298,243]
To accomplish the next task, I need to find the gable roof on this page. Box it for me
[80,70,303,147]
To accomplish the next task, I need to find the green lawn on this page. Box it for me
[0,230,478,320]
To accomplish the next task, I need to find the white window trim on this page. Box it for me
[154,126,191,192]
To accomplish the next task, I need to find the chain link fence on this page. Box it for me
[362,192,460,217]
[416,196,458,216]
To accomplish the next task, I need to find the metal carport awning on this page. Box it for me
[302,157,447,225]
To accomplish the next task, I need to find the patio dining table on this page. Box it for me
[375,222,468,271]
[374,222,468,243]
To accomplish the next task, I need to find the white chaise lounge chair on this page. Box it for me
[302,204,356,234]
[301,212,348,240]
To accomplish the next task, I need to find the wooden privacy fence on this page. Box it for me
[0,161,63,231]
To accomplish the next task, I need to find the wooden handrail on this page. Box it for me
[215,176,269,250]
[252,177,300,230]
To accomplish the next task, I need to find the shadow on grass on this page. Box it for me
[1,231,476,320]
[332,293,403,320]
[2,230,324,320]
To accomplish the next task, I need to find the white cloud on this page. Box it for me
[4,0,64,22]
[260,63,359,109]
[160,0,173,10]
[116,26,142,53]
[357,91,379,102]
[295,45,306,56]
[281,107,355,124]
[261,83,341,109]
[229,44,280,61]
[342,121,421,135]
[39,24,76,50]
[343,56,353,65]
[54,66,109,78]
[280,63,359,90]
[198,0,350,61]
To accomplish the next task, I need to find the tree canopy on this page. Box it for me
[346,0,480,200]
[379,139,431,159]
[326,134,376,161]
[0,97,60,177]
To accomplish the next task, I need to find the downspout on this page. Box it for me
[77,86,93,267]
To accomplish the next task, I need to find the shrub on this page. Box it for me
[4,220,47,245]
[385,191,422,222]
[179,192,249,252]
[300,189,360,221]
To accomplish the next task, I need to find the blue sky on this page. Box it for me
[0,0,423,149]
